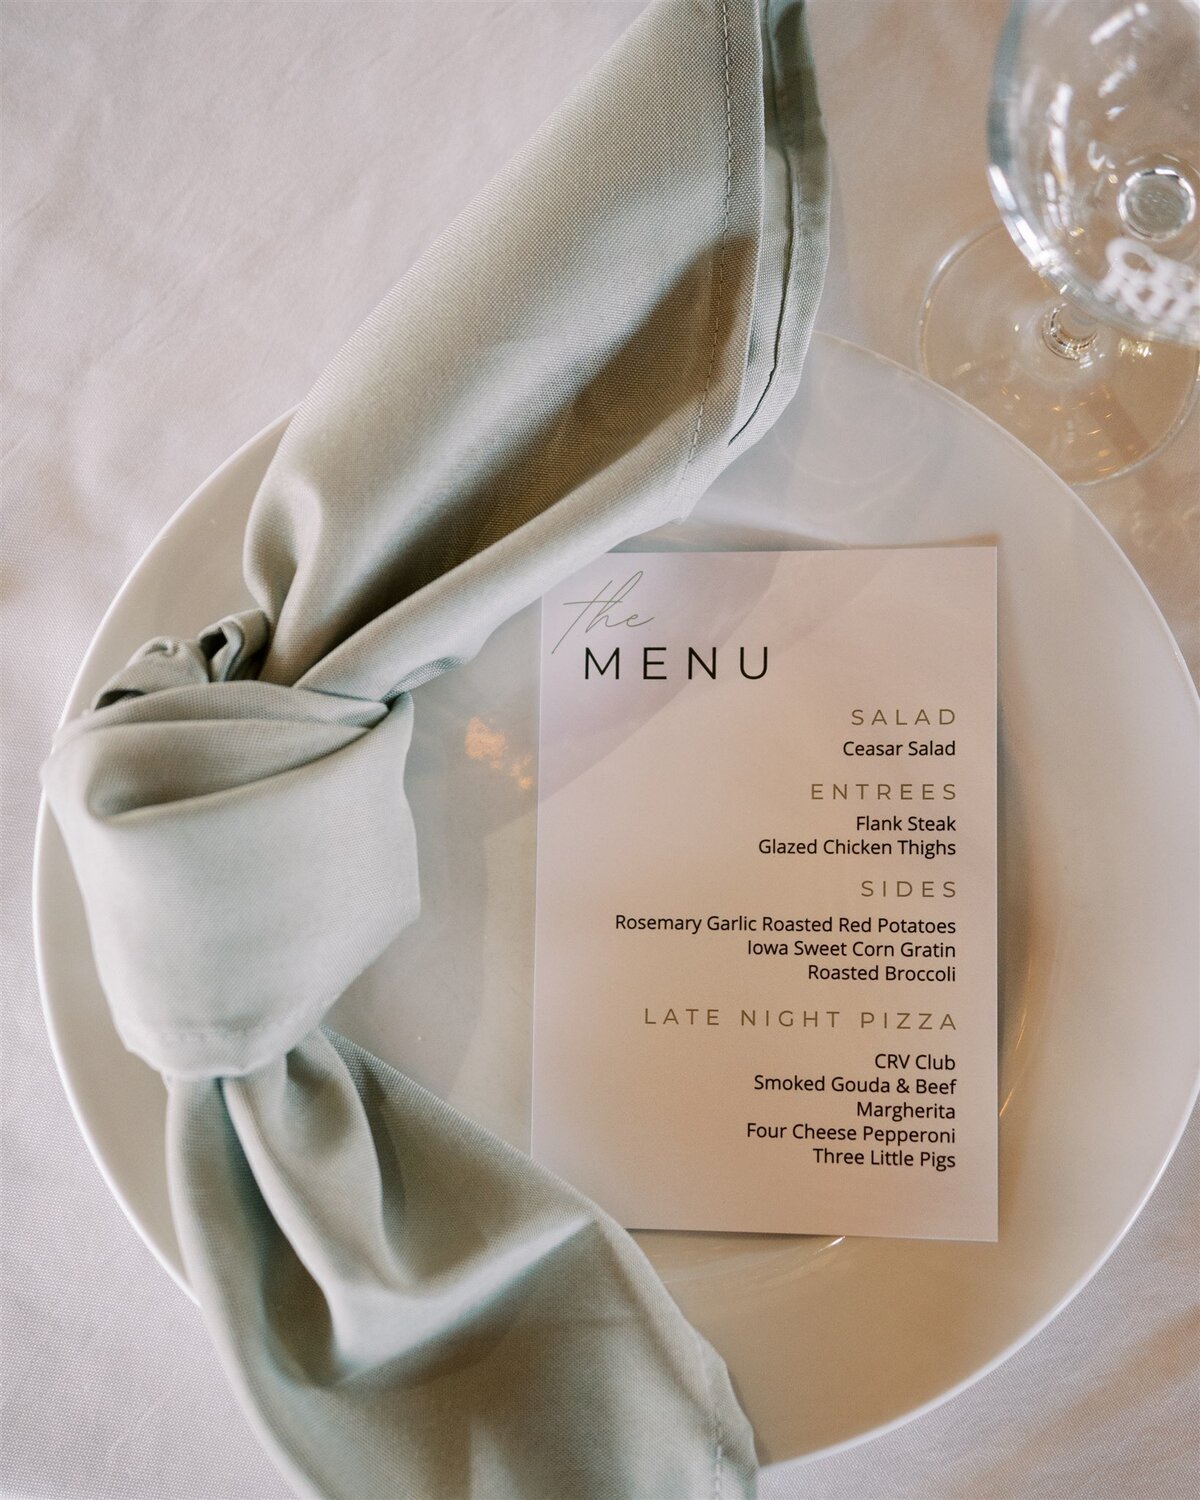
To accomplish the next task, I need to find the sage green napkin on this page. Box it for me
[43,1,828,1494]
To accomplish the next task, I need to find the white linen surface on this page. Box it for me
[2,3,1196,1498]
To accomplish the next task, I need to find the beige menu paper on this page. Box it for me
[533,549,997,1241]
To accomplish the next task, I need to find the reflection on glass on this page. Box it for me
[919,0,1200,486]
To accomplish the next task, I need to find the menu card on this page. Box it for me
[532,548,997,1241]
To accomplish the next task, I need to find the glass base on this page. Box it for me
[917,224,1199,487]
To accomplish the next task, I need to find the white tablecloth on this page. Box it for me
[3,4,1196,1497]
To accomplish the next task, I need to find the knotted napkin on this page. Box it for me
[43,1,828,1495]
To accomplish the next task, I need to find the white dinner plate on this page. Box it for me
[34,335,1199,1464]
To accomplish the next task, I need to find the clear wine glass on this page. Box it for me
[919,0,1200,486]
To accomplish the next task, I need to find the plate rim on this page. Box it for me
[32,333,1200,1463]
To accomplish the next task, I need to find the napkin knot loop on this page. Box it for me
[43,612,419,1081]
[94,608,271,707]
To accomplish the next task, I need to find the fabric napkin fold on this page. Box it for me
[43,1,828,1495]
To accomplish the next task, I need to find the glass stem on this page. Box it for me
[1041,302,1100,361]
